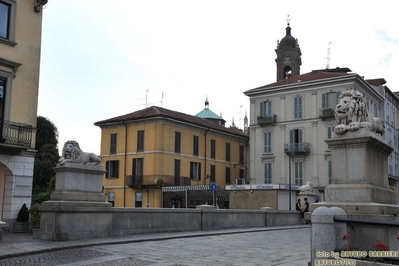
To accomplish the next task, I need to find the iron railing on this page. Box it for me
[284,142,310,155]
[257,115,277,126]
[319,108,335,119]
[0,120,33,148]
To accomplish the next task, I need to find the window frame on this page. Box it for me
[260,100,272,117]
[263,131,272,153]
[137,130,144,152]
[105,160,119,179]
[264,162,272,184]
[225,167,231,184]
[174,131,181,153]
[132,158,144,183]
[322,91,341,109]
[225,143,231,162]
[193,135,199,156]
[190,162,201,181]
[294,95,303,120]
[210,139,216,159]
[294,161,303,186]
[0,0,16,46]
[110,133,117,154]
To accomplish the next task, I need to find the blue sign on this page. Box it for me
[210,184,217,191]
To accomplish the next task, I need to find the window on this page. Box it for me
[210,165,216,182]
[327,159,332,184]
[175,132,181,153]
[190,162,201,180]
[290,129,303,144]
[239,168,244,179]
[137,130,144,152]
[133,158,144,183]
[326,126,335,149]
[106,160,119,179]
[260,100,272,117]
[239,145,244,164]
[264,131,272,153]
[264,162,272,184]
[0,0,16,44]
[322,92,341,109]
[0,76,6,122]
[225,143,231,162]
[174,159,180,185]
[294,95,303,120]
[211,139,216,159]
[193,135,199,156]
[294,161,303,186]
[110,133,117,154]
[225,167,231,184]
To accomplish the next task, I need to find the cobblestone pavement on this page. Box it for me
[0,227,310,266]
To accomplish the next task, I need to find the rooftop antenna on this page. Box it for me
[145,90,149,107]
[326,42,332,69]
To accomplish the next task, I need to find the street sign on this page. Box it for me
[210,184,217,191]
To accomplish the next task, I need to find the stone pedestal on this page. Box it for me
[310,129,399,252]
[39,163,112,240]
[311,129,399,216]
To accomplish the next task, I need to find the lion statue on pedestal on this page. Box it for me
[334,90,384,136]
[58,140,101,165]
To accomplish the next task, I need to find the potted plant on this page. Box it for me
[156,178,164,187]
[29,203,40,239]
[13,203,30,233]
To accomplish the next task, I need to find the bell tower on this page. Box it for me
[275,16,302,82]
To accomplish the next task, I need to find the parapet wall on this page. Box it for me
[39,205,302,241]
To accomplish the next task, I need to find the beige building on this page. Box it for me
[0,0,46,226]
[95,104,249,209]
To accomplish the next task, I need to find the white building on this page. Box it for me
[241,22,396,208]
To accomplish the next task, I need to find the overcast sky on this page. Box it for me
[37,1,399,155]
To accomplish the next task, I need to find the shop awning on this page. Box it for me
[162,184,229,201]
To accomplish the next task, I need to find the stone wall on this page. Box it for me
[39,206,302,241]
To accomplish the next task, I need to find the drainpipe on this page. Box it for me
[204,128,210,185]
[122,121,128,208]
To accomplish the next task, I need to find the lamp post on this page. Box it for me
[288,152,295,210]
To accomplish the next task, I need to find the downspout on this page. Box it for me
[122,121,128,208]
[204,128,210,185]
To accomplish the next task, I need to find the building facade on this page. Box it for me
[95,106,249,208]
[240,22,394,209]
[0,0,46,225]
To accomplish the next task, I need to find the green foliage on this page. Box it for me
[29,203,40,229]
[16,203,29,222]
[36,116,59,150]
[32,116,60,205]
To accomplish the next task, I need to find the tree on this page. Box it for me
[32,116,60,204]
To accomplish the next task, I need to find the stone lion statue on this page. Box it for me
[334,90,384,136]
[58,140,101,165]
[300,182,314,193]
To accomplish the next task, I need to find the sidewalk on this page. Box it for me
[0,225,309,260]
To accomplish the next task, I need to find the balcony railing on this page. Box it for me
[257,115,277,126]
[0,120,33,148]
[318,108,335,120]
[284,142,310,155]
[126,175,191,188]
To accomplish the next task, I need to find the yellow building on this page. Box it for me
[0,0,46,225]
[94,105,249,208]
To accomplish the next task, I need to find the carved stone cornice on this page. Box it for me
[0,57,22,78]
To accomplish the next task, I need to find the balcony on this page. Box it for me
[319,108,335,120]
[126,175,191,189]
[284,142,310,156]
[257,115,277,126]
[0,120,33,148]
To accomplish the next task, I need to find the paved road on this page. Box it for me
[0,227,310,266]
